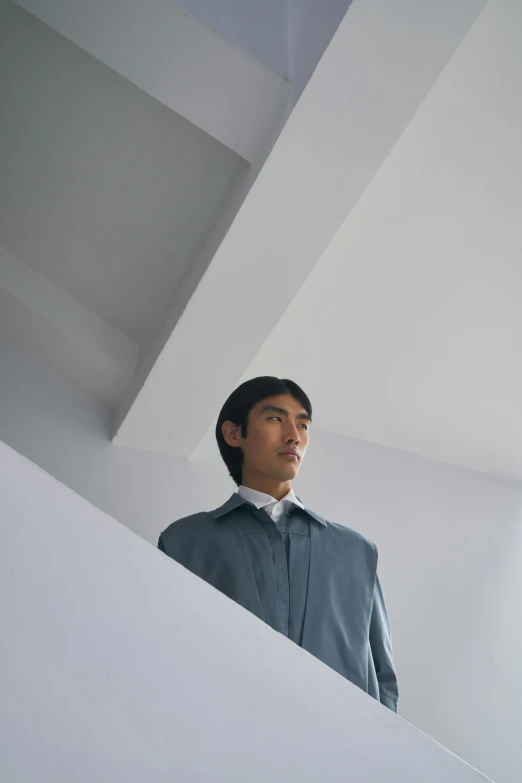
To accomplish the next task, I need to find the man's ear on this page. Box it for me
[221,420,241,449]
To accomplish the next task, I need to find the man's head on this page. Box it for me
[216,377,312,488]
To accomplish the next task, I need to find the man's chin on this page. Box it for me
[272,464,300,481]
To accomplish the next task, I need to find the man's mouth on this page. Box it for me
[279,451,299,460]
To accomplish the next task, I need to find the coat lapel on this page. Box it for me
[300,513,378,681]
[294,503,326,649]
[212,493,267,622]
[300,520,325,650]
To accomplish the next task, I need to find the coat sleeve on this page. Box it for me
[369,572,399,712]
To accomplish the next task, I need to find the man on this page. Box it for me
[158,376,398,712]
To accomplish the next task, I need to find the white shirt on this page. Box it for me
[237,485,305,524]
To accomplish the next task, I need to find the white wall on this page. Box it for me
[0,334,231,542]
[0,441,491,782]
[1,334,521,781]
[292,427,522,783]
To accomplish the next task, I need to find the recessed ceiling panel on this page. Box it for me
[0,2,242,346]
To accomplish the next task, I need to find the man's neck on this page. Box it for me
[240,475,293,502]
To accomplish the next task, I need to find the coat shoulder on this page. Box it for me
[159,510,217,546]
[323,516,378,554]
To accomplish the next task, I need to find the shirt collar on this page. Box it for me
[212,491,326,527]
[237,484,304,511]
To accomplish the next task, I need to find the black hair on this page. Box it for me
[215,376,312,487]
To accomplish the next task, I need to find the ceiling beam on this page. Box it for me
[113,0,488,457]
[0,247,138,409]
[12,0,290,163]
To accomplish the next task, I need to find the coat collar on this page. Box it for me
[212,492,327,528]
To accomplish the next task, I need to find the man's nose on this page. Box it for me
[285,427,300,443]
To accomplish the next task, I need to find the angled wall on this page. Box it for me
[0,441,490,783]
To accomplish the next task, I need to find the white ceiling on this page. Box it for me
[4,0,521,482]
[0,2,242,348]
[12,0,290,163]
[117,0,490,460]
[245,0,522,479]
[0,0,289,409]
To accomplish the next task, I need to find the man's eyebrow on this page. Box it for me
[261,404,311,422]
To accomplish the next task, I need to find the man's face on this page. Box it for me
[223,393,311,483]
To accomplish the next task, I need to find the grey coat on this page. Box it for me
[158,492,398,712]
